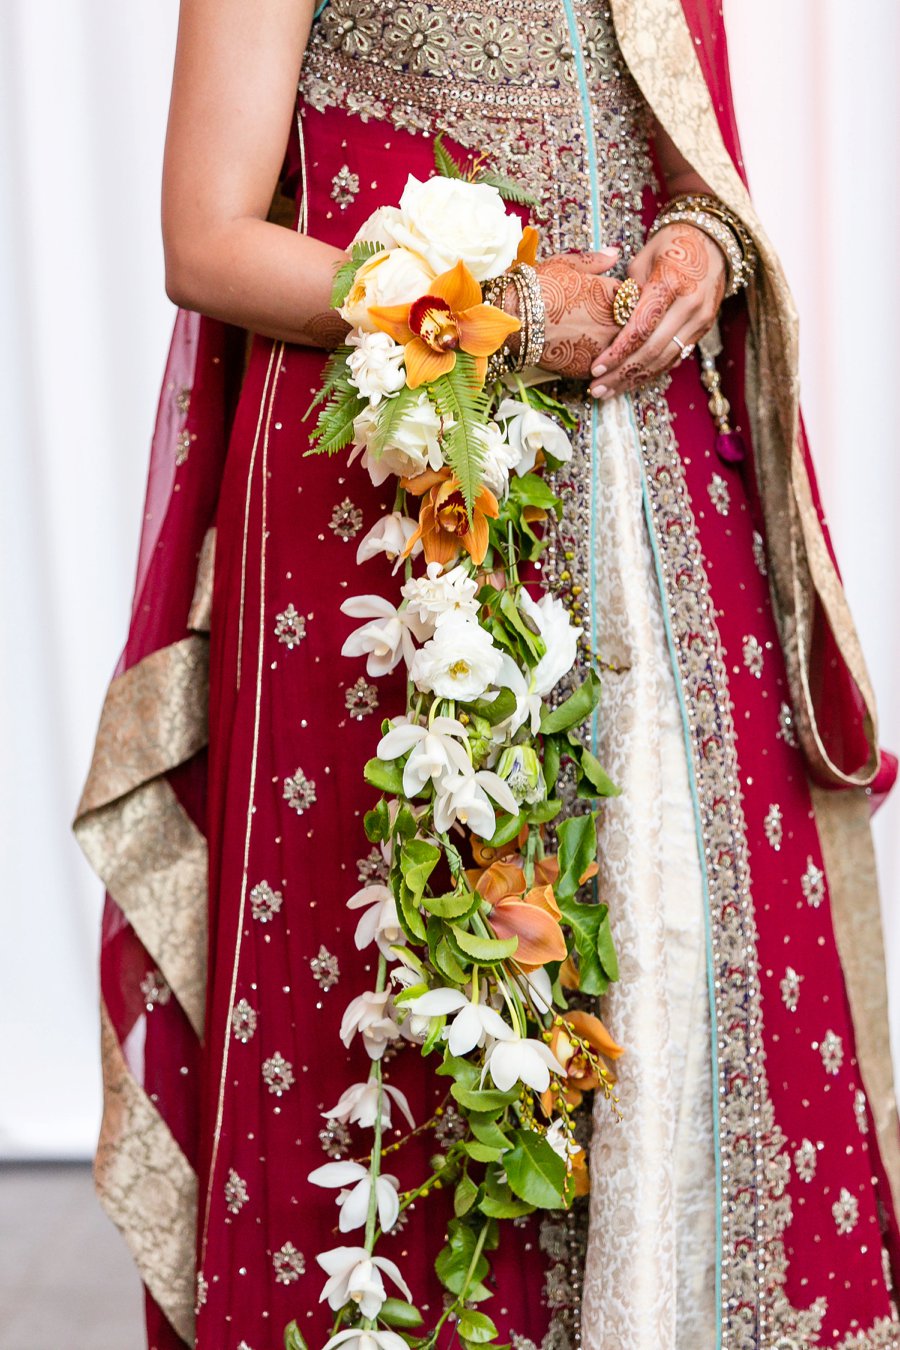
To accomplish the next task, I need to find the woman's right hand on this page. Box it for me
[533,249,622,379]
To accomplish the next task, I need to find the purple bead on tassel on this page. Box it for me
[715,429,745,464]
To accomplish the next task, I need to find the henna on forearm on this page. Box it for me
[534,259,618,378]
[302,309,351,351]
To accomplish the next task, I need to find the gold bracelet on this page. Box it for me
[512,263,545,369]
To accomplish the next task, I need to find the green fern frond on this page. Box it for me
[371,385,421,455]
[431,353,491,517]
[330,240,385,309]
[307,384,365,457]
[474,170,539,208]
[304,344,354,419]
[433,132,464,181]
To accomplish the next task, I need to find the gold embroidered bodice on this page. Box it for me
[299,0,658,258]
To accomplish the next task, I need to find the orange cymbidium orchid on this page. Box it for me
[401,466,499,567]
[542,1010,624,1114]
[516,226,540,267]
[367,259,520,389]
[467,859,567,967]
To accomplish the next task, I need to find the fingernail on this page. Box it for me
[591,364,607,377]
[592,384,609,398]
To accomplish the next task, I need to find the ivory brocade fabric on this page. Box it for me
[74,0,900,1347]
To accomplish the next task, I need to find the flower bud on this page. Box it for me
[496,744,546,805]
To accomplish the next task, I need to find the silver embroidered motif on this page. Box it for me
[832,1187,860,1235]
[780,966,802,1013]
[262,1051,295,1096]
[272,1241,306,1283]
[250,880,284,923]
[357,845,389,885]
[319,1119,352,1157]
[331,164,361,206]
[329,497,364,539]
[764,802,784,851]
[283,768,317,815]
[275,603,307,649]
[225,1168,249,1215]
[139,969,172,1009]
[793,1138,817,1182]
[818,1029,844,1075]
[310,944,341,990]
[777,700,799,748]
[707,472,730,515]
[231,998,258,1043]
[742,633,764,678]
[195,1271,208,1313]
[345,675,380,718]
[752,529,768,575]
[175,430,193,466]
[433,1103,467,1148]
[801,856,825,909]
[175,386,191,415]
[854,1087,870,1135]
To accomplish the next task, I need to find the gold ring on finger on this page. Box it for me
[613,277,641,327]
[671,335,695,362]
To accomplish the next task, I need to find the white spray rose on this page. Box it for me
[340,246,434,332]
[400,561,480,632]
[352,205,404,249]
[352,393,446,485]
[409,612,502,701]
[384,174,523,282]
[346,331,407,406]
[496,397,573,473]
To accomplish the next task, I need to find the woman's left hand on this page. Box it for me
[588,222,726,399]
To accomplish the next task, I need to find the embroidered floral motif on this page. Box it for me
[818,1029,844,1076]
[384,3,451,74]
[764,802,783,851]
[433,1103,467,1147]
[458,13,527,81]
[319,1119,352,1158]
[801,856,825,909]
[854,1087,870,1135]
[752,529,767,576]
[793,1137,818,1182]
[331,165,361,207]
[707,472,730,515]
[780,966,802,1013]
[310,944,341,990]
[357,845,389,885]
[250,880,284,923]
[345,675,380,718]
[262,1052,295,1096]
[272,1241,306,1284]
[175,386,191,415]
[835,1316,900,1349]
[531,24,577,84]
[329,496,364,539]
[231,998,258,1043]
[225,1168,249,1215]
[777,700,798,748]
[139,969,172,1009]
[283,767,317,815]
[275,604,307,649]
[832,1187,859,1235]
[175,430,193,466]
[195,1271,208,1313]
[742,634,764,678]
[320,0,383,56]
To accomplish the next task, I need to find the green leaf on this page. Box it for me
[397,880,428,943]
[364,799,391,843]
[284,1322,308,1350]
[435,935,467,985]
[595,905,619,981]
[479,1192,534,1219]
[437,1054,480,1087]
[464,1140,505,1163]
[454,1172,479,1217]
[482,810,526,849]
[422,887,480,920]
[400,838,441,899]
[430,353,490,517]
[307,384,366,456]
[393,804,418,841]
[458,1310,500,1344]
[421,1012,447,1055]
[364,757,405,794]
[539,670,602,734]
[329,238,384,307]
[449,924,519,964]
[433,132,464,180]
[542,734,562,792]
[503,1130,567,1209]
[469,1116,510,1150]
[499,589,545,664]
[463,686,517,727]
[558,897,612,996]
[378,1299,425,1329]
[435,1221,490,1297]
[474,168,538,207]
[508,473,563,515]
[521,384,579,430]
[451,1082,519,1113]
[304,343,355,418]
[524,797,562,825]
[575,744,620,799]
[555,812,599,901]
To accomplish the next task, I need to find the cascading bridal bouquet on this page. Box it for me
[291,141,623,1350]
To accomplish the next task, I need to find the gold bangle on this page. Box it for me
[612,277,641,327]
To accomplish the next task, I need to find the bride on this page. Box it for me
[76,0,900,1346]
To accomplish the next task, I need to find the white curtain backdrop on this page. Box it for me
[0,0,897,1159]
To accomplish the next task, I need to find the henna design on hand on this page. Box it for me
[535,259,618,378]
[305,310,351,350]
[541,336,605,380]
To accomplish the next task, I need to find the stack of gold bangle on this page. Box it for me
[649,193,758,297]
[483,262,546,380]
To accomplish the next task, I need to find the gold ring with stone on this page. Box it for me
[612,277,641,327]
[671,335,695,362]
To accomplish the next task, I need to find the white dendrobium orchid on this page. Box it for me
[323,1331,409,1350]
[484,1035,566,1093]
[345,330,407,405]
[518,589,582,697]
[495,653,542,737]
[474,419,521,499]
[377,716,472,796]
[410,612,502,701]
[340,595,418,676]
[356,513,422,570]
[514,965,554,1017]
[495,397,573,474]
[322,1080,415,1131]
[400,561,480,633]
[405,987,515,1056]
[544,1119,581,1162]
[346,885,405,957]
[433,768,519,839]
[317,1246,413,1319]
[307,1161,401,1233]
[339,991,401,1060]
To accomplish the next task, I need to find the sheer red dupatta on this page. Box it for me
[678,0,896,803]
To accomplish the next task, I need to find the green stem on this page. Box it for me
[361,953,388,1329]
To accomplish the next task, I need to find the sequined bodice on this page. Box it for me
[299,0,658,258]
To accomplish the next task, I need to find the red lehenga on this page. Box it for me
[76,1,900,1347]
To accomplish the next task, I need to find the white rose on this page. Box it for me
[496,397,573,474]
[474,419,521,499]
[340,247,435,332]
[352,393,446,486]
[385,175,523,282]
[518,589,581,695]
[400,561,479,633]
[409,612,502,701]
[346,331,407,406]
[352,205,404,249]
